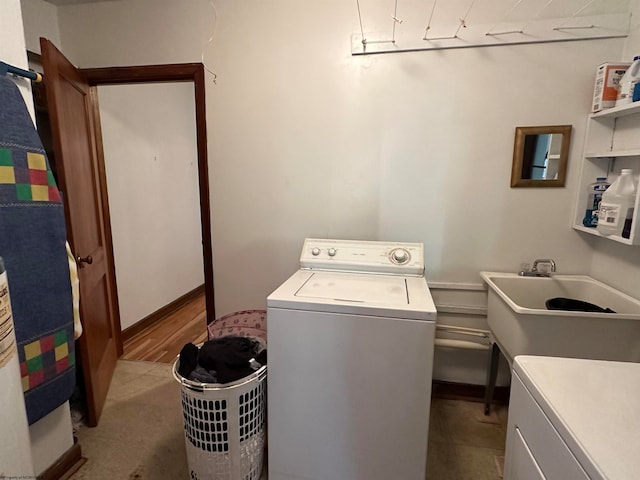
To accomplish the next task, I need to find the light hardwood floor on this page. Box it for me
[121,293,208,363]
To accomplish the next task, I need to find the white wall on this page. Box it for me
[56,0,212,66]
[0,1,73,475]
[20,0,61,54]
[54,0,630,318]
[2,0,35,120]
[28,402,74,476]
[39,0,637,387]
[98,82,204,330]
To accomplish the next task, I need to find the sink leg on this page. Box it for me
[484,342,501,416]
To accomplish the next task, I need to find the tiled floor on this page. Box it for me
[70,360,507,479]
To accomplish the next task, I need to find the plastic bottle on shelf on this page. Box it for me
[582,177,610,227]
[597,169,637,237]
[622,189,637,239]
[615,55,640,106]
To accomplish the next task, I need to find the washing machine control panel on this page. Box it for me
[300,238,424,275]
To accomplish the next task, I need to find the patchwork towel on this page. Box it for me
[0,76,75,425]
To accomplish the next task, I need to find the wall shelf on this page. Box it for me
[573,224,635,245]
[572,102,640,245]
[591,101,640,119]
[585,149,640,159]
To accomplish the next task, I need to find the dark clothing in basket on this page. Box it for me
[179,335,266,384]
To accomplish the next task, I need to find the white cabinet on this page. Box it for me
[504,368,588,480]
[572,102,640,244]
[510,429,546,480]
[504,356,640,480]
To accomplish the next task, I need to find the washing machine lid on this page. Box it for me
[296,271,409,305]
[268,269,436,320]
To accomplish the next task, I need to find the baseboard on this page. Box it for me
[121,284,205,342]
[39,439,85,480]
[432,380,510,404]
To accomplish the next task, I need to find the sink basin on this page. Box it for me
[480,272,640,364]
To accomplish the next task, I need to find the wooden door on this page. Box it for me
[40,38,120,426]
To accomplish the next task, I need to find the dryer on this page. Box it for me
[267,238,437,480]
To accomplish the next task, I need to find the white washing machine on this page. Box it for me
[267,238,437,480]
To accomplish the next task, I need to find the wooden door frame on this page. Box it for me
[81,63,215,331]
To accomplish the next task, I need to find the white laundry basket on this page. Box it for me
[173,357,267,480]
[207,309,267,342]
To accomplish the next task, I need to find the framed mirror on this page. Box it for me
[511,125,572,187]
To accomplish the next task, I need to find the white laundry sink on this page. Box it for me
[480,272,640,364]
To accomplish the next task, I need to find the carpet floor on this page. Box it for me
[70,360,188,479]
[70,360,506,479]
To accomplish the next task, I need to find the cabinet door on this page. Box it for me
[505,373,590,480]
[509,428,546,480]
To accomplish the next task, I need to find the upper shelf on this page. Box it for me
[584,148,640,159]
[591,101,640,120]
[573,224,637,245]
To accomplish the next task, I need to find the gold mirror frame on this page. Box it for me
[511,125,572,188]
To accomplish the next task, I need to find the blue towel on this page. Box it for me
[0,76,75,425]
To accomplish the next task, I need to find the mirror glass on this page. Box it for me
[511,125,572,187]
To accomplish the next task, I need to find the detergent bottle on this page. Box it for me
[615,55,640,106]
[582,177,610,227]
[597,169,636,237]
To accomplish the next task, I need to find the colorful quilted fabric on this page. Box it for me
[0,147,61,202]
[19,327,75,392]
[0,76,75,424]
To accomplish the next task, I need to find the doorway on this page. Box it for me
[97,82,205,343]
[37,39,215,425]
[82,64,215,327]
[29,54,216,332]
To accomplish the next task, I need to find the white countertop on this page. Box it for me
[514,356,640,480]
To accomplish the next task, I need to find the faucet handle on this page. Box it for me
[532,259,556,273]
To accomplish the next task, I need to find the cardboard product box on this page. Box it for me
[592,63,630,112]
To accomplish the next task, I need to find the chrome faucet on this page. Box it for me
[519,259,557,277]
